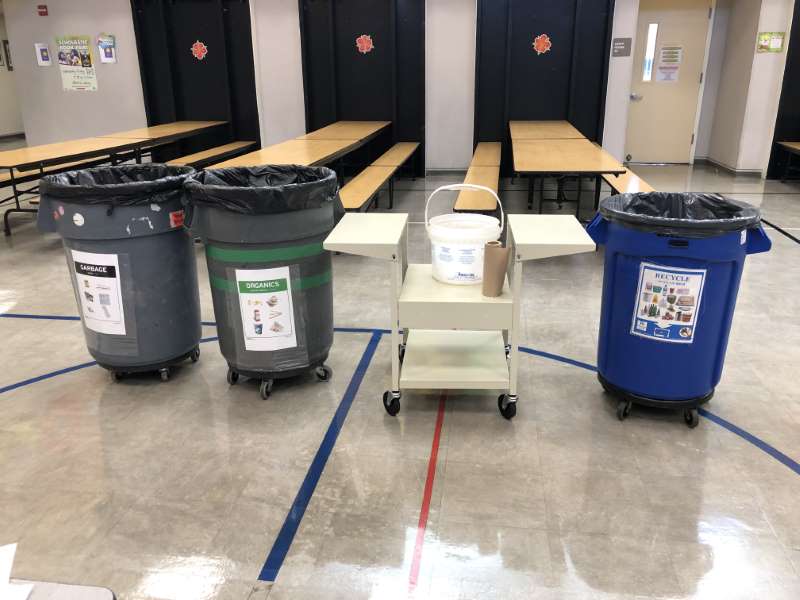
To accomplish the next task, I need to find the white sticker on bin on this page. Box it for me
[630,262,706,344]
[235,266,297,351]
[71,249,126,335]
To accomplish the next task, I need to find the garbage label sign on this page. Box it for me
[71,249,126,335]
[631,262,706,344]
[235,266,297,351]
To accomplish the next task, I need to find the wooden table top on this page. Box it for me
[0,136,149,170]
[513,138,625,175]
[509,120,584,140]
[296,121,391,141]
[211,138,359,168]
[779,141,800,153]
[97,120,226,140]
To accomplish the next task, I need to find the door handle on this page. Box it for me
[630,93,643,101]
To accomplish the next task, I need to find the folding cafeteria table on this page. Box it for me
[512,138,625,219]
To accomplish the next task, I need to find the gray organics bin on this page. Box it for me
[185,165,342,399]
[38,165,202,381]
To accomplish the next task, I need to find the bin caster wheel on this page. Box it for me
[383,391,401,416]
[226,367,239,385]
[259,379,273,400]
[160,368,170,382]
[190,347,200,363]
[616,400,632,421]
[498,394,517,420]
[110,371,123,382]
[315,365,332,382]
[684,408,699,429]
[504,344,511,358]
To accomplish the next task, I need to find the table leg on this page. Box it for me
[538,176,545,214]
[389,177,395,210]
[575,176,582,219]
[527,175,534,211]
[594,174,602,213]
[783,151,793,184]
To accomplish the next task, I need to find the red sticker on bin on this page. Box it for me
[169,210,185,228]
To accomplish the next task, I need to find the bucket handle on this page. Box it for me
[424,184,504,233]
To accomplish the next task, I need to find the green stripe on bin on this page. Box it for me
[206,242,324,263]
[210,270,331,294]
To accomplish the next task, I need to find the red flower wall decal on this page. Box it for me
[533,34,552,55]
[355,34,374,54]
[191,40,208,61]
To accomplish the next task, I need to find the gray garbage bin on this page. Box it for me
[38,165,202,381]
[185,165,342,399]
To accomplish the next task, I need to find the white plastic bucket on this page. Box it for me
[425,183,504,285]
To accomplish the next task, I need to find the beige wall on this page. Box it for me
[738,0,794,172]
[708,0,760,170]
[696,0,731,159]
[425,0,476,170]
[0,13,24,136]
[602,0,639,162]
[4,0,147,145]
[249,0,306,146]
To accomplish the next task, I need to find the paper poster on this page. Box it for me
[631,263,706,344]
[235,267,297,351]
[72,250,126,335]
[34,42,51,66]
[97,33,116,63]
[656,45,682,82]
[56,35,97,91]
[757,32,785,53]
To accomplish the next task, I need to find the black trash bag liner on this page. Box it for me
[599,192,761,237]
[39,165,194,206]
[184,165,343,216]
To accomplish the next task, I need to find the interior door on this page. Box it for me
[625,0,711,163]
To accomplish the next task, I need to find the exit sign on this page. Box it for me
[37,5,48,16]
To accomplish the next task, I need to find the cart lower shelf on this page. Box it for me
[399,329,510,390]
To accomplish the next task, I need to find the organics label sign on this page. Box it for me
[235,267,296,351]
[71,249,125,335]
[631,263,706,344]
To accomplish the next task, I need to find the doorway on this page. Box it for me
[625,0,712,164]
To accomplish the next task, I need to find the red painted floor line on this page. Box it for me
[408,392,447,594]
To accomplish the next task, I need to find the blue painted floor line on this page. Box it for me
[0,336,218,395]
[259,330,383,582]
[1,313,80,321]
[699,408,800,476]
[0,361,97,394]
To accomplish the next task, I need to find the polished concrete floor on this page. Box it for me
[1,164,800,600]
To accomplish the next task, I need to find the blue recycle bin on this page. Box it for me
[587,192,771,428]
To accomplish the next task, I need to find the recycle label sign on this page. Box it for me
[630,262,706,344]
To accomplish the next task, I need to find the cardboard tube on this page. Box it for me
[482,241,509,297]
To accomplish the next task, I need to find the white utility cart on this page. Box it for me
[323,212,595,418]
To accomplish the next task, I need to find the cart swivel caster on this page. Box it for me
[616,400,632,421]
[190,347,200,363]
[315,365,332,382]
[259,379,273,400]
[110,370,123,382]
[226,367,239,385]
[684,408,699,429]
[383,391,401,416]
[159,368,170,382]
[498,394,517,420]
[504,344,511,358]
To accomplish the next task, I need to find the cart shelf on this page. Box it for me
[399,264,512,330]
[400,330,509,390]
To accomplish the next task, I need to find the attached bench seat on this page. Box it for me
[602,169,654,194]
[340,142,420,211]
[1,157,110,187]
[454,142,502,212]
[167,141,257,168]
